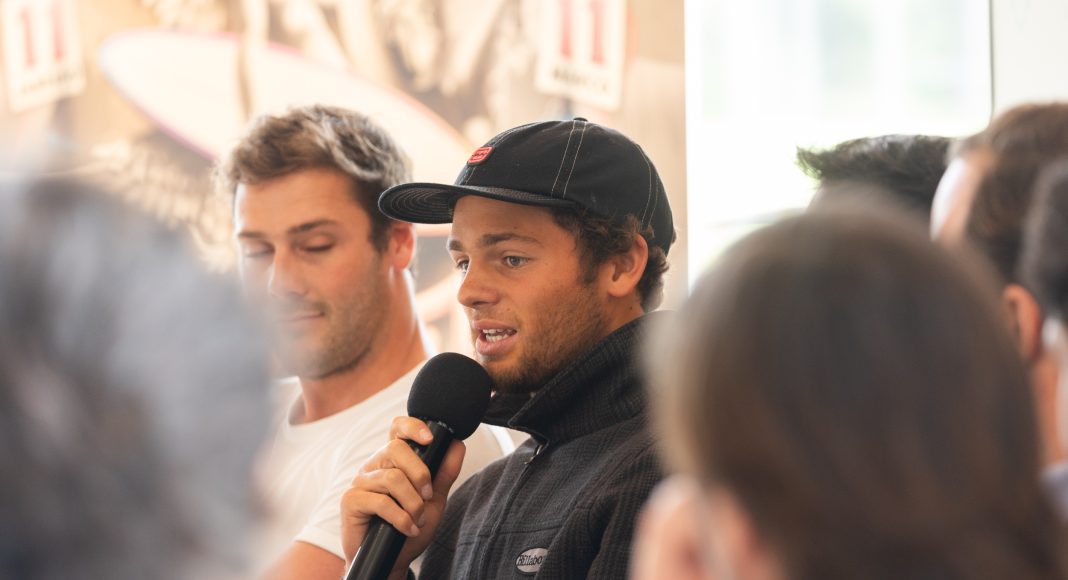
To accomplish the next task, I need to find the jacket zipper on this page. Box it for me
[474,441,547,578]
[524,442,545,465]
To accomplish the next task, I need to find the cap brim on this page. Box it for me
[378,183,576,224]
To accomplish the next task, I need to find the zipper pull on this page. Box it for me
[525,442,545,465]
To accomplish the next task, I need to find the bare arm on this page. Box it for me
[262,541,343,580]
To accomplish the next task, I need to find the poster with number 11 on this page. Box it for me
[2,0,85,113]
[536,0,626,111]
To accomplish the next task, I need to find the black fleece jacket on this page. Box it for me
[416,313,666,579]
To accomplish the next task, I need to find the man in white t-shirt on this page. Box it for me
[215,105,508,579]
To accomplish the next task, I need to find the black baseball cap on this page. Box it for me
[378,118,675,254]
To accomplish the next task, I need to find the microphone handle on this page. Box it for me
[344,420,455,580]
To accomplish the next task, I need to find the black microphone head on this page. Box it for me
[408,353,494,440]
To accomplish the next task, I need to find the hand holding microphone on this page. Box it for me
[341,353,493,580]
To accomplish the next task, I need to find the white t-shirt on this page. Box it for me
[258,363,514,561]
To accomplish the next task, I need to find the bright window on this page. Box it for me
[685,0,992,282]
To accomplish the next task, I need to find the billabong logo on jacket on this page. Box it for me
[515,547,549,574]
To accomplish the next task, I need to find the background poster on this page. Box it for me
[0,0,686,353]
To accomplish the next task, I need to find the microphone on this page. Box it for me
[345,352,494,580]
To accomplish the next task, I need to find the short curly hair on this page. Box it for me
[550,206,670,311]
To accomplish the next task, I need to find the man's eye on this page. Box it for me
[504,256,528,268]
[303,245,333,254]
[455,259,470,273]
[243,247,273,259]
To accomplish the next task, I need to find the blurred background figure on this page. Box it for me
[0,178,271,579]
[1023,161,1068,517]
[634,202,1068,580]
[931,103,1068,473]
[798,134,950,221]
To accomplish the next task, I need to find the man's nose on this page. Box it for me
[267,249,308,299]
[457,263,499,309]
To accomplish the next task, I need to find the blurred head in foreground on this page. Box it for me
[636,202,1068,580]
[0,178,271,579]
[931,102,1068,467]
[1023,161,1068,516]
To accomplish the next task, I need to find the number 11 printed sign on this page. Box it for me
[2,0,85,113]
[536,0,626,111]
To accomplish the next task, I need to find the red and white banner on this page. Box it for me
[536,0,627,110]
[2,0,85,113]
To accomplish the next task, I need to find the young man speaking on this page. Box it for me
[339,118,675,578]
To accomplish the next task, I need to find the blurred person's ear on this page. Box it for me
[1003,284,1045,362]
[631,476,708,580]
[704,486,783,580]
[632,475,784,580]
[1004,284,1066,464]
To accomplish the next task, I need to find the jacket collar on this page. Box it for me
[483,312,667,444]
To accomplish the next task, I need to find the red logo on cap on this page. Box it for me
[468,146,493,165]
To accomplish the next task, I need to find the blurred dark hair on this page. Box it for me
[798,134,950,218]
[964,152,1068,285]
[1023,161,1068,321]
[0,178,271,579]
[954,103,1068,286]
[652,201,1068,580]
[957,102,1068,159]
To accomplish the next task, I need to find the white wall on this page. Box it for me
[992,0,1068,112]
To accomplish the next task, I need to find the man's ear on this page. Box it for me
[1003,283,1045,362]
[386,221,416,271]
[604,234,649,299]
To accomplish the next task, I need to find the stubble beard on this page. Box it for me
[276,269,389,381]
[287,323,374,381]
[485,282,608,395]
